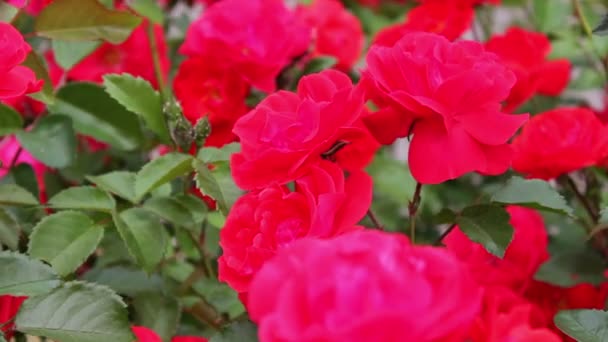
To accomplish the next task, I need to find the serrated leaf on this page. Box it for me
[492,177,573,216]
[103,73,170,143]
[0,251,60,296]
[35,0,142,44]
[49,82,144,151]
[0,184,39,206]
[87,171,137,203]
[15,281,135,342]
[113,208,168,273]
[133,292,181,342]
[83,266,164,296]
[144,196,195,227]
[127,0,164,24]
[197,143,241,163]
[456,204,514,258]
[48,186,116,212]
[210,320,259,342]
[535,248,607,287]
[16,115,77,169]
[555,309,608,342]
[52,40,100,70]
[135,153,194,201]
[28,211,104,276]
[0,209,19,250]
[193,159,236,216]
[0,103,23,136]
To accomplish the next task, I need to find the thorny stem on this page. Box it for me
[186,300,224,330]
[146,22,169,100]
[408,183,423,243]
[565,175,599,224]
[434,223,457,246]
[366,209,384,230]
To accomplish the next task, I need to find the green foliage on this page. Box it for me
[535,247,607,287]
[0,209,19,250]
[22,51,55,104]
[48,186,116,212]
[193,159,230,215]
[0,251,60,296]
[492,177,573,216]
[128,0,165,24]
[532,0,572,33]
[210,320,259,342]
[555,309,608,341]
[83,265,164,296]
[16,115,77,169]
[87,171,137,203]
[52,40,100,70]
[456,205,514,258]
[135,152,194,202]
[0,184,39,206]
[133,292,181,342]
[144,196,196,228]
[0,103,23,137]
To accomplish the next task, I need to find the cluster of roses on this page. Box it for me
[3,0,608,341]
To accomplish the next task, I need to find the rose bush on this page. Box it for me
[2,0,608,341]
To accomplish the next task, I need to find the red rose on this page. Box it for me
[219,161,372,293]
[363,32,528,184]
[0,23,42,102]
[173,57,250,147]
[180,0,311,92]
[0,295,27,340]
[445,206,550,290]
[231,69,378,190]
[419,0,501,6]
[296,0,364,70]
[485,28,571,112]
[249,230,482,342]
[132,326,208,342]
[512,107,608,180]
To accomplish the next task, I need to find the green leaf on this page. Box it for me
[193,159,240,216]
[113,208,168,273]
[28,211,104,276]
[22,51,55,104]
[135,153,194,201]
[210,320,259,342]
[144,196,195,227]
[0,209,19,250]
[594,14,608,36]
[492,177,573,216]
[535,248,607,287]
[83,266,164,296]
[16,115,77,169]
[52,40,100,70]
[0,184,39,206]
[197,142,241,163]
[128,0,164,24]
[103,73,170,143]
[0,2,19,22]
[173,194,208,227]
[0,251,60,296]
[49,186,116,212]
[532,0,572,33]
[301,56,338,75]
[133,293,181,342]
[35,0,142,44]
[456,204,514,258]
[49,82,144,151]
[0,103,23,136]
[87,171,137,203]
[15,281,135,342]
[555,309,608,342]
[8,164,40,199]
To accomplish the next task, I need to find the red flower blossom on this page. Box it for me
[363,32,528,184]
[180,0,311,92]
[231,69,378,190]
[0,23,42,102]
[485,27,571,112]
[173,57,250,147]
[219,161,372,293]
[296,0,364,70]
[132,326,208,342]
[248,230,482,342]
[445,206,550,290]
[512,107,608,180]
[0,295,27,340]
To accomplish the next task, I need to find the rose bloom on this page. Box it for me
[48,22,169,88]
[0,295,27,340]
[373,1,474,46]
[296,0,364,70]
[248,230,482,342]
[363,32,527,184]
[419,0,501,5]
[231,69,378,190]
[132,326,207,342]
[6,0,52,14]
[512,107,608,180]
[219,161,372,293]
[0,23,42,102]
[180,0,311,92]
[485,27,571,112]
[173,57,250,147]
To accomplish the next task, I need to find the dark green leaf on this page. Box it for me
[197,143,241,163]
[492,177,573,216]
[28,211,104,276]
[535,248,607,287]
[593,14,608,36]
[8,164,39,199]
[133,293,181,342]
[210,320,259,342]
[144,196,195,227]
[35,0,142,43]
[456,204,514,258]
[22,51,55,104]
[16,115,77,169]
[0,209,19,250]
[114,208,168,273]
[0,251,60,296]
[128,0,164,24]
[555,309,608,342]
[49,186,116,212]
[0,184,39,206]
[96,229,134,267]
[135,153,193,201]
[52,40,100,70]
[0,103,23,136]
[103,73,170,143]
[87,171,137,203]
[193,159,238,216]
[15,281,135,342]
[83,266,164,296]
[49,82,144,151]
